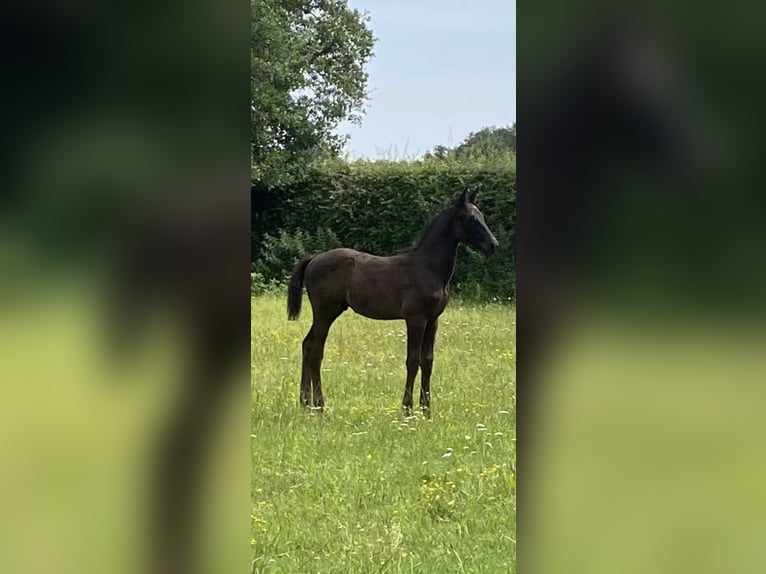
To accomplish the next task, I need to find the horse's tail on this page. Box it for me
[287,255,314,320]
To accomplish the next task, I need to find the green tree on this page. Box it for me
[251,0,375,185]
[425,124,516,161]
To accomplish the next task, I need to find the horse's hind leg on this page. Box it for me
[307,303,346,410]
[300,327,314,407]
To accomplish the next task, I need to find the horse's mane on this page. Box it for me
[394,202,454,255]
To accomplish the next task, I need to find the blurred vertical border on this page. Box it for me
[518,1,766,573]
[0,1,250,573]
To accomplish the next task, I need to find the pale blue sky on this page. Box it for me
[339,0,516,159]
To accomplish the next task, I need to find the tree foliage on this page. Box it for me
[251,0,375,185]
[426,124,516,161]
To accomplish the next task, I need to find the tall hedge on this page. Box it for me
[252,157,515,300]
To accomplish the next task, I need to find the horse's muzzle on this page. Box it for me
[481,239,499,256]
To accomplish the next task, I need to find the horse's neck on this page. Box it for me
[414,213,459,286]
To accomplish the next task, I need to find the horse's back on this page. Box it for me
[307,248,361,274]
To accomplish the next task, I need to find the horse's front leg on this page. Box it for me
[402,318,427,415]
[419,318,438,415]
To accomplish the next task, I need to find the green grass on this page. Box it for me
[251,295,516,573]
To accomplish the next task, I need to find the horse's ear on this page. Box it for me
[469,189,479,203]
[455,189,468,206]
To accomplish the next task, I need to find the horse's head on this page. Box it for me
[453,189,499,256]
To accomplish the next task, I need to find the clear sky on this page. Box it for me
[338,0,516,160]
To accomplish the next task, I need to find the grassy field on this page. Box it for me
[251,295,516,573]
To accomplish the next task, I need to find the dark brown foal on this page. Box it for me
[287,189,498,414]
